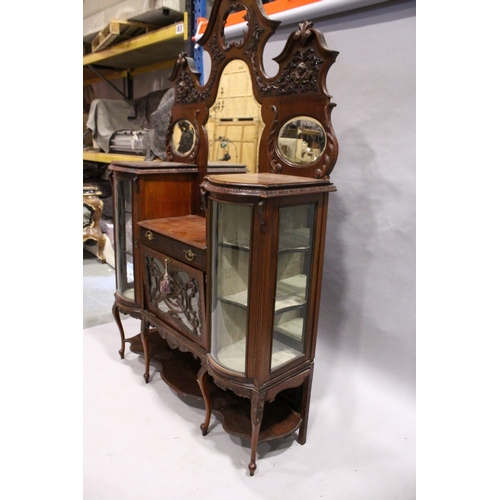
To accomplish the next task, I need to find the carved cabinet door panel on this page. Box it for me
[142,246,207,350]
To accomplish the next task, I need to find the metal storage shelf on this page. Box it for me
[83,16,188,163]
[83,17,188,74]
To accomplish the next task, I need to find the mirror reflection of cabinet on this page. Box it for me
[200,172,336,476]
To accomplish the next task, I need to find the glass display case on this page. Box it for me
[201,172,336,475]
[210,201,317,374]
[109,161,199,358]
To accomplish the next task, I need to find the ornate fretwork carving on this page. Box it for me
[145,255,202,337]
[174,53,211,104]
[268,105,282,173]
[293,20,315,45]
[250,391,266,425]
[206,363,252,399]
[244,24,265,79]
[318,127,338,178]
[244,24,265,58]
[221,5,249,50]
[165,121,174,161]
[258,47,323,96]
[165,334,191,354]
[201,178,336,198]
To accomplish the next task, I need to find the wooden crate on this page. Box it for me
[91,19,157,53]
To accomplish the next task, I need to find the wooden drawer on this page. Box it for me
[139,216,207,271]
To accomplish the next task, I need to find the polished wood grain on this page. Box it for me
[110,0,340,475]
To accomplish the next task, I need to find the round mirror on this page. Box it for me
[170,120,196,156]
[278,117,326,165]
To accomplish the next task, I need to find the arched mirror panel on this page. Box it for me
[206,60,263,172]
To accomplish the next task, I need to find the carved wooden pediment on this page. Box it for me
[166,0,339,180]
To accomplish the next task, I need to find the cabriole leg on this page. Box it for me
[248,392,266,476]
[197,365,212,436]
[112,301,126,359]
[140,319,150,383]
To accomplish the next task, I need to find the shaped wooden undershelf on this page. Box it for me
[128,330,302,443]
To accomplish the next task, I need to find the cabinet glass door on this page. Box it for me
[210,201,252,375]
[114,177,135,301]
[271,204,315,370]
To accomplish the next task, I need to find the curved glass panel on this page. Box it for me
[170,120,196,156]
[210,201,252,375]
[114,177,135,301]
[271,203,316,370]
[278,117,326,165]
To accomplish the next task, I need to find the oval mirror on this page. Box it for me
[170,120,196,156]
[278,117,326,165]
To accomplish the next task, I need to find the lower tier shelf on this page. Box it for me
[128,331,302,443]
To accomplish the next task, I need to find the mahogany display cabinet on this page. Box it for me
[108,0,340,475]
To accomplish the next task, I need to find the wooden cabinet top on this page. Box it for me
[203,173,337,196]
[139,215,207,250]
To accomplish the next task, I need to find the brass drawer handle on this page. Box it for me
[184,249,196,261]
[145,230,155,241]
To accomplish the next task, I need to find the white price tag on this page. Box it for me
[176,23,184,35]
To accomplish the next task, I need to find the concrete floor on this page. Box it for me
[83,249,116,328]
[83,250,416,498]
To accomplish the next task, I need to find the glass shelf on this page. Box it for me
[217,337,302,373]
[275,274,307,310]
[278,228,311,252]
[220,290,249,308]
[273,317,304,342]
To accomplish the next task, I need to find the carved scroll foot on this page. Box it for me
[248,462,257,477]
[112,301,126,359]
[249,391,266,476]
[141,319,150,383]
[197,365,212,436]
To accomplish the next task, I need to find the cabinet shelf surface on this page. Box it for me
[216,338,302,373]
[279,228,311,252]
[220,274,306,312]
